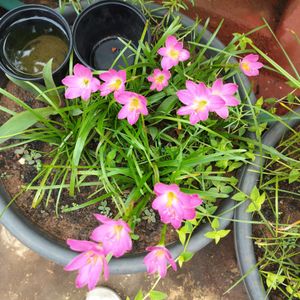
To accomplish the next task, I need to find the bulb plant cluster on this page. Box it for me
[61,35,263,289]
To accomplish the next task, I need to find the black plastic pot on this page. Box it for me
[72,0,151,70]
[0,4,72,83]
[234,107,300,300]
[0,2,256,274]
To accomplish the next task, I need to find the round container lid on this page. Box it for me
[86,287,121,300]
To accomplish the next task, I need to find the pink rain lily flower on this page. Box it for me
[99,69,126,96]
[147,69,171,91]
[64,239,109,290]
[90,214,132,257]
[157,35,190,70]
[62,63,100,101]
[210,79,240,119]
[177,80,225,124]
[144,245,177,278]
[152,183,203,229]
[240,54,263,76]
[115,91,148,125]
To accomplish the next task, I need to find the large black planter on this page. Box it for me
[0,2,256,274]
[234,107,300,300]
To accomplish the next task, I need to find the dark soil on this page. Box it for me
[0,81,178,253]
[23,0,57,8]
[253,127,300,300]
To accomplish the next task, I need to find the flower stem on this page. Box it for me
[159,224,167,245]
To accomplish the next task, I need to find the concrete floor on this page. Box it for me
[0,225,247,300]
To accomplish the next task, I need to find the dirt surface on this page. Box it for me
[23,0,57,7]
[0,224,247,299]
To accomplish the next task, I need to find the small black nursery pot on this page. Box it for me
[72,0,151,70]
[0,4,72,83]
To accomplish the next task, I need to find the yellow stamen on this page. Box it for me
[129,97,141,111]
[241,62,250,72]
[194,99,208,112]
[85,250,93,257]
[87,255,99,265]
[155,250,165,257]
[168,48,179,59]
[166,191,177,207]
[114,225,123,240]
[155,75,165,84]
[109,78,122,90]
[82,78,90,86]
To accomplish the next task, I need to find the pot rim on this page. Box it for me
[234,107,300,300]
[0,4,73,82]
[0,1,256,274]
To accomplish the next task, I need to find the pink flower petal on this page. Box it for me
[103,259,109,281]
[176,90,193,105]
[94,214,111,224]
[157,47,167,56]
[190,110,209,123]
[74,64,92,78]
[119,70,126,81]
[147,69,171,92]
[166,35,178,47]
[185,80,199,95]
[179,49,190,61]
[196,82,208,95]
[81,89,91,101]
[66,239,96,252]
[177,106,194,116]
[149,82,157,90]
[99,82,113,96]
[140,105,149,115]
[147,75,155,83]
[187,194,203,206]
[244,54,259,62]
[99,69,117,81]
[75,264,91,288]
[168,256,177,272]
[143,246,177,278]
[161,56,175,70]
[170,218,182,229]
[118,106,129,119]
[98,69,126,96]
[211,78,223,91]
[127,111,140,125]
[240,54,263,77]
[65,87,82,99]
[154,183,179,195]
[182,208,196,220]
[208,95,225,110]
[163,70,171,80]
[62,75,78,87]
[115,92,130,104]
[90,216,132,257]
[64,252,89,271]
[90,77,101,92]
[215,106,229,119]
[223,95,240,106]
[222,83,238,95]
[156,84,163,92]
[152,196,165,210]
[87,259,103,290]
